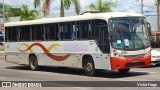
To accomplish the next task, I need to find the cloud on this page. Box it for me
[3,0,33,8]
[112,0,156,15]
[80,0,96,9]
[1,0,156,16]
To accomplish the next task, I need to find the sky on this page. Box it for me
[0,0,157,31]
[0,0,156,16]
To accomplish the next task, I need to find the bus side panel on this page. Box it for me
[18,53,29,65]
[34,53,45,66]
[100,54,111,70]
[5,41,108,69]
[42,41,85,67]
[43,53,77,67]
[6,53,20,64]
[5,43,21,64]
[90,54,111,70]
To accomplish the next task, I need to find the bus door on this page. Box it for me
[96,25,110,53]
[96,25,111,69]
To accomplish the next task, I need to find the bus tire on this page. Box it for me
[84,57,96,76]
[118,68,130,74]
[29,55,38,71]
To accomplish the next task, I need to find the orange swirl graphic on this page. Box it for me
[18,43,70,61]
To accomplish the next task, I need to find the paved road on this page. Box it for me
[0,53,160,90]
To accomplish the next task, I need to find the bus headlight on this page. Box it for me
[113,50,123,57]
[113,52,123,57]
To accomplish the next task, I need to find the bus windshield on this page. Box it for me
[109,17,150,50]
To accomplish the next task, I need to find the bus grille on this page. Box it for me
[123,54,145,58]
[125,62,145,67]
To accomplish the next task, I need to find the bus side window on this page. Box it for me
[46,24,56,41]
[12,27,19,42]
[72,24,76,40]
[88,21,92,39]
[76,22,80,40]
[5,27,10,42]
[57,24,63,40]
[31,25,44,41]
[79,21,90,40]
[73,22,81,40]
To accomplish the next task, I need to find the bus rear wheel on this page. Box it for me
[29,55,38,71]
[84,57,95,76]
[118,68,130,74]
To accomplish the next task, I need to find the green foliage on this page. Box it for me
[0,3,12,22]
[155,0,160,6]
[19,5,39,21]
[61,0,81,16]
[12,8,21,17]
[71,0,81,15]
[86,0,117,12]
[33,0,81,17]
[0,3,22,22]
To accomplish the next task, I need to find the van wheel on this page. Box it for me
[84,57,95,76]
[118,68,130,74]
[29,55,38,71]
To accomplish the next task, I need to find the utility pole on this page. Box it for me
[157,4,160,31]
[141,0,143,15]
[2,0,5,23]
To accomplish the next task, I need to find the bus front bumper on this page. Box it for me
[110,55,151,70]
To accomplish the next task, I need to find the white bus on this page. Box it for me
[4,12,151,76]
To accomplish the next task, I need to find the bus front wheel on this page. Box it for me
[29,55,38,71]
[84,57,95,76]
[118,68,130,74]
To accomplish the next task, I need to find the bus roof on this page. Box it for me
[5,12,143,27]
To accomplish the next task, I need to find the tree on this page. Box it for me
[0,3,12,22]
[33,0,81,17]
[86,0,117,12]
[42,0,50,16]
[0,3,24,22]
[18,5,39,21]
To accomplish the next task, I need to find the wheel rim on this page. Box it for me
[86,63,93,72]
[30,57,36,68]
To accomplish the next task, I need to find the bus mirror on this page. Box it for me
[147,22,151,36]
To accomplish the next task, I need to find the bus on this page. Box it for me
[4,12,151,76]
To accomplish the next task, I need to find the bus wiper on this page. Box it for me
[116,30,126,50]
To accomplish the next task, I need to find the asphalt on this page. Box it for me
[0,52,160,90]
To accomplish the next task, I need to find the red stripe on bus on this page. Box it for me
[18,43,70,61]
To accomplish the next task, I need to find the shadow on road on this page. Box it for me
[140,64,160,68]
[6,65,150,79]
